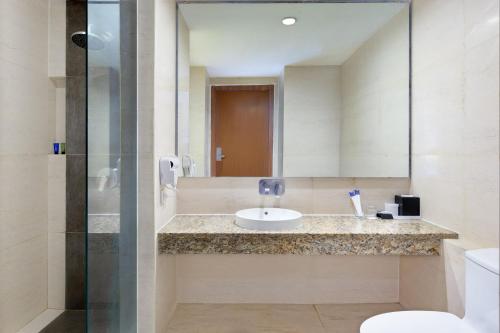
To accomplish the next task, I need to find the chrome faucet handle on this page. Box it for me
[259,178,285,196]
[274,183,283,196]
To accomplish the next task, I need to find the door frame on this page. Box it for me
[210,85,274,177]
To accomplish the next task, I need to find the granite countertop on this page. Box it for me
[157,215,458,256]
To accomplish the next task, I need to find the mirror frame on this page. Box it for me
[175,0,412,178]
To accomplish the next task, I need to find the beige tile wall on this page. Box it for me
[53,80,66,144]
[176,255,399,304]
[48,0,66,313]
[340,6,410,177]
[48,0,66,78]
[138,0,178,331]
[400,239,467,314]
[47,156,66,310]
[0,0,54,331]
[176,177,410,214]
[154,0,178,328]
[156,255,177,333]
[188,67,209,177]
[402,0,499,316]
[138,0,160,331]
[283,66,342,177]
[177,14,190,162]
[154,0,178,232]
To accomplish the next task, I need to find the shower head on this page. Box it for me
[71,26,105,51]
[71,31,87,48]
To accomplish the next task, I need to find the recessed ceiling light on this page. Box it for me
[281,17,297,26]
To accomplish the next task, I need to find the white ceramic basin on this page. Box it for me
[235,208,303,231]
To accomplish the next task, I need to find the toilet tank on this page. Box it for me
[464,248,499,333]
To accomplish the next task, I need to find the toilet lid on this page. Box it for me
[360,311,477,333]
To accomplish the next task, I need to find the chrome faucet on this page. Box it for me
[259,178,285,197]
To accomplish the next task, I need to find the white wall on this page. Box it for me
[189,67,209,176]
[401,0,499,316]
[283,66,342,177]
[0,0,54,331]
[340,7,410,177]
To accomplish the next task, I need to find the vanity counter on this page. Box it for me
[157,215,457,256]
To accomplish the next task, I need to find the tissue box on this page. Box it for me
[395,195,420,217]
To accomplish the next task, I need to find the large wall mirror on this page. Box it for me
[176,0,410,178]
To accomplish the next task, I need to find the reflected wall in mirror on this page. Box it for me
[176,1,410,178]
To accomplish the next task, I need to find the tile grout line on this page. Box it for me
[313,304,328,332]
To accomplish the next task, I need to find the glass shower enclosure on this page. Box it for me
[87,1,137,331]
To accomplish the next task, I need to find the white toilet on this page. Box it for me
[361,248,499,333]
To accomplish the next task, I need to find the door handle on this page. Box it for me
[216,147,225,161]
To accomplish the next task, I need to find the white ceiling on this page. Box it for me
[180,3,407,77]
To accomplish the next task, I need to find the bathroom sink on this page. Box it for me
[235,208,303,231]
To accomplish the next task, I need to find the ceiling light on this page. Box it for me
[281,17,297,26]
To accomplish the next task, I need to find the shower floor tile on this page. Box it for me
[166,303,403,333]
[38,308,119,333]
[17,309,63,333]
[39,310,85,333]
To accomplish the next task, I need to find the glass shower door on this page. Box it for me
[87,1,137,331]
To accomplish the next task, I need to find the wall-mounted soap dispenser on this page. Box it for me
[159,155,179,205]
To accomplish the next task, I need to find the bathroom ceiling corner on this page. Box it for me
[179,2,407,77]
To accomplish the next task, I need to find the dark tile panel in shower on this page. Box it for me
[66,0,86,77]
[65,0,87,312]
[87,233,121,331]
[66,154,86,232]
[87,234,119,304]
[120,0,138,158]
[65,76,87,156]
[66,232,86,310]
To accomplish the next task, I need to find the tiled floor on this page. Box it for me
[165,303,403,333]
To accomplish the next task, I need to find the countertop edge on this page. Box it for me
[157,214,458,256]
